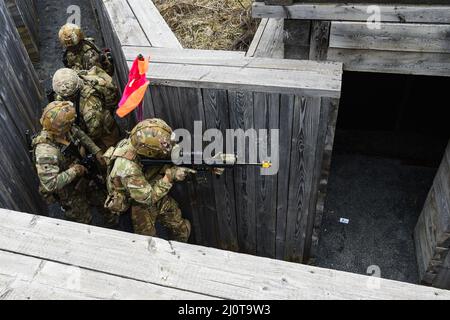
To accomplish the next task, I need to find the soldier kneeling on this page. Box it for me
[104,119,192,242]
[33,101,109,225]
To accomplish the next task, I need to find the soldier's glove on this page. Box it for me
[211,168,225,176]
[71,164,88,177]
[165,167,197,183]
[96,151,107,168]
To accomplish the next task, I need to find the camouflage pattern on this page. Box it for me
[130,118,174,158]
[40,101,77,134]
[59,24,114,76]
[54,68,121,151]
[105,138,191,242]
[33,126,102,224]
[53,68,83,98]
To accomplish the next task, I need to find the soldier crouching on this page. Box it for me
[104,119,192,242]
[33,101,111,225]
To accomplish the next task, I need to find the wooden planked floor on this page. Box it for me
[0,209,450,300]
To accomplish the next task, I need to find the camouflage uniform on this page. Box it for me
[34,127,101,224]
[53,68,121,151]
[104,124,191,242]
[59,24,114,76]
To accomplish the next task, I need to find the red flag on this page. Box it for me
[117,54,150,118]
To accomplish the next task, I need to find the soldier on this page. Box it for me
[33,101,109,225]
[52,67,121,151]
[103,119,193,242]
[59,23,114,76]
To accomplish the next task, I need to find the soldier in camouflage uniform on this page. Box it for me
[52,67,121,151]
[33,101,107,224]
[59,23,114,76]
[104,119,193,242]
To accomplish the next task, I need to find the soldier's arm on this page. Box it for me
[82,95,104,140]
[35,143,79,193]
[121,163,173,207]
[71,126,101,155]
[83,48,101,71]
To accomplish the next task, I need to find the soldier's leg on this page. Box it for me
[60,185,92,224]
[157,196,191,243]
[131,205,158,236]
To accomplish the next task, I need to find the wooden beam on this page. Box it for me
[1,210,450,300]
[252,2,450,24]
[327,48,450,77]
[330,22,450,54]
[247,18,285,58]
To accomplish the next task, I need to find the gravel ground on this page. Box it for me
[34,0,104,92]
[315,145,438,284]
[34,0,107,225]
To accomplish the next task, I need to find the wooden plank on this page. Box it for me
[330,22,450,54]
[202,88,239,251]
[1,210,450,300]
[0,250,213,300]
[98,0,150,46]
[130,60,342,98]
[252,2,450,24]
[284,20,311,60]
[284,96,321,262]
[254,93,279,258]
[228,91,257,255]
[126,0,182,48]
[177,87,220,248]
[247,18,285,58]
[327,48,450,77]
[275,94,295,260]
[309,21,331,61]
[123,46,340,74]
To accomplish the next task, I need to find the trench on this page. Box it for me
[315,72,450,284]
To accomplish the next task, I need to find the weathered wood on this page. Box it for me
[330,22,450,54]
[327,48,450,77]
[1,210,450,300]
[309,21,330,61]
[284,20,311,60]
[202,89,239,251]
[5,0,39,63]
[284,96,321,262]
[252,2,450,24]
[247,18,285,58]
[125,0,182,48]
[0,250,213,300]
[0,0,45,215]
[275,94,295,260]
[415,142,450,289]
[254,93,279,258]
[229,91,257,255]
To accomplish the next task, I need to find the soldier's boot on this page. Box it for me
[159,196,191,243]
[131,205,157,236]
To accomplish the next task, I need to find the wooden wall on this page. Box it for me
[414,142,450,289]
[5,0,39,63]
[93,0,342,263]
[253,2,450,77]
[0,0,46,215]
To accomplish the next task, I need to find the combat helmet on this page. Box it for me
[59,23,84,48]
[130,119,174,158]
[53,68,83,98]
[40,101,77,134]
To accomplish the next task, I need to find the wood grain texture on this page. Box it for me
[247,18,285,58]
[327,48,450,77]
[330,22,450,54]
[1,210,450,300]
[252,2,450,24]
[0,0,45,215]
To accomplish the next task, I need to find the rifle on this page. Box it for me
[61,140,105,188]
[140,153,272,173]
[25,130,37,162]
